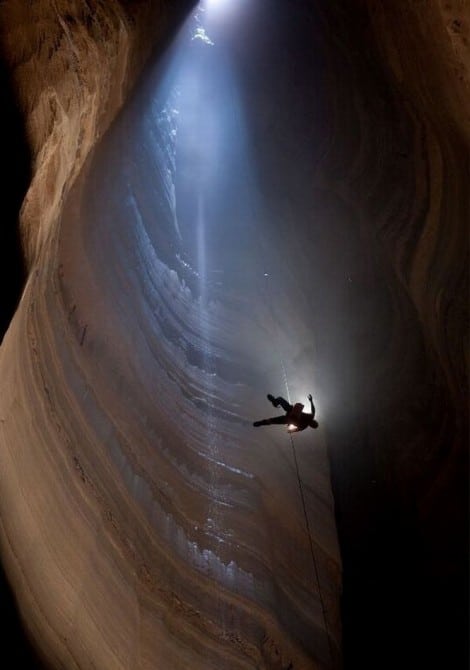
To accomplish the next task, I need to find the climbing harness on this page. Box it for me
[286,402,304,432]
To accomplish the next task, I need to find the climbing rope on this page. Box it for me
[260,261,335,666]
[287,429,334,664]
[239,140,335,660]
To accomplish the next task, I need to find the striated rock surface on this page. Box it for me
[0,0,190,266]
[0,0,468,669]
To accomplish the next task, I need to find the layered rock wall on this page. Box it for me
[0,0,468,669]
[0,0,191,265]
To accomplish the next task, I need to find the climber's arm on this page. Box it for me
[308,393,315,417]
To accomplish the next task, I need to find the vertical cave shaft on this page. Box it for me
[0,1,468,669]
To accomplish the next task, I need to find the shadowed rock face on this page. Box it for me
[0,1,468,669]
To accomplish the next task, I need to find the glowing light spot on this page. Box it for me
[205,0,227,7]
[202,0,241,23]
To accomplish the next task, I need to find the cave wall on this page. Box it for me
[0,0,468,669]
[314,1,469,665]
[229,3,469,664]
[0,0,192,266]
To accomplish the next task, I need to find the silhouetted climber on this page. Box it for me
[253,394,319,432]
